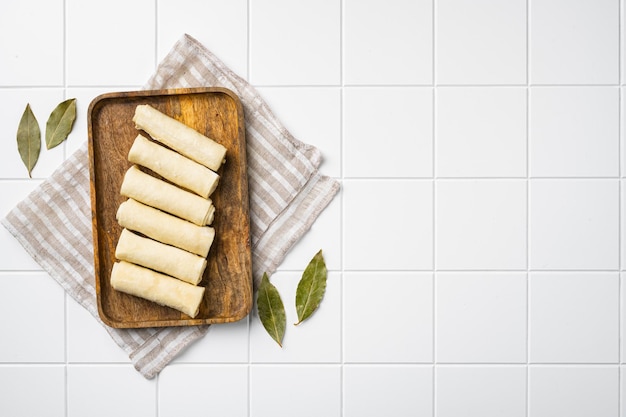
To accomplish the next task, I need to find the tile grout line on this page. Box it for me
[525,0,531,415]
[431,0,437,415]
[618,0,623,414]
[62,0,69,416]
[339,0,345,415]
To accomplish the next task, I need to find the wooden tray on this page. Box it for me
[87,87,252,328]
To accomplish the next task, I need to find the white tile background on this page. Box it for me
[0,0,624,416]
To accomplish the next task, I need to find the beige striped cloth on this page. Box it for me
[2,34,339,379]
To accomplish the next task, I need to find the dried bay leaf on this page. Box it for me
[257,272,286,347]
[46,98,76,149]
[17,104,41,178]
[294,249,327,325]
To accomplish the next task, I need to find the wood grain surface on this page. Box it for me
[87,87,252,328]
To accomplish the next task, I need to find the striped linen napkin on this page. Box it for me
[2,34,339,379]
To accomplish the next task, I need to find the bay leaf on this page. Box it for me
[45,98,77,149]
[257,272,286,347]
[16,103,41,178]
[294,249,327,325]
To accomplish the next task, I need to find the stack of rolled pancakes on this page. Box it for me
[110,104,227,318]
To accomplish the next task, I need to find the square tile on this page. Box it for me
[173,319,249,363]
[66,297,130,363]
[529,179,619,269]
[528,366,619,417]
[530,87,619,177]
[344,180,432,270]
[159,365,248,417]
[0,273,65,362]
[530,0,618,84]
[436,366,526,417]
[344,87,432,178]
[344,0,432,84]
[0,0,64,86]
[157,0,248,78]
[249,0,340,85]
[67,365,156,417]
[622,366,626,416]
[622,274,626,362]
[436,180,526,270]
[436,272,527,363]
[344,272,432,362]
[0,365,65,417]
[436,87,526,177]
[279,195,341,271]
[344,365,433,417]
[0,89,67,179]
[250,272,340,362]
[250,365,340,417]
[436,0,526,84]
[530,272,619,363]
[257,87,341,178]
[0,181,43,271]
[66,0,155,86]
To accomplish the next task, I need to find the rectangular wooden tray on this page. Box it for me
[87,87,252,328]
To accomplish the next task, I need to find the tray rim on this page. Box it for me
[87,86,252,329]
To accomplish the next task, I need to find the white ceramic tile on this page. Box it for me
[344,180,432,270]
[0,181,43,270]
[344,0,432,84]
[0,1,64,86]
[0,365,65,417]
[67,365,156,417]
[173,319,249,363]
[66,297,129,363]
[436,87,526,177]
[0,89,67,179]
[250,271,340,362]
[622,274,626,362]
[436,180,526,270]
[623,87,626,177]
[528,366,619,417]
[436,272,527,363]
[344,87,432,178]
[250,365,341,417]
[436,0,526,84]
[530,0,618,84]
[157,0,248,78]
[66,0,155,86]
[344,365,433,417]
[436,366,526,417]
[530,272,619,363]
[278,196,341,272]
[344,272,432,362]
[623,367,626,417]
[249,0,340,85]
[530,87,619,177]
[159,365,248,417]
[257,87,341,178]
[0,273,64,362]
[529,179,619,270]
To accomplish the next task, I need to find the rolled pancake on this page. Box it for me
[115,228,207,285]
[128,135,219,198]
[120,165,214,226]
[117,198,215,258]
[111,261,205,318]
[133,104,227,172]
